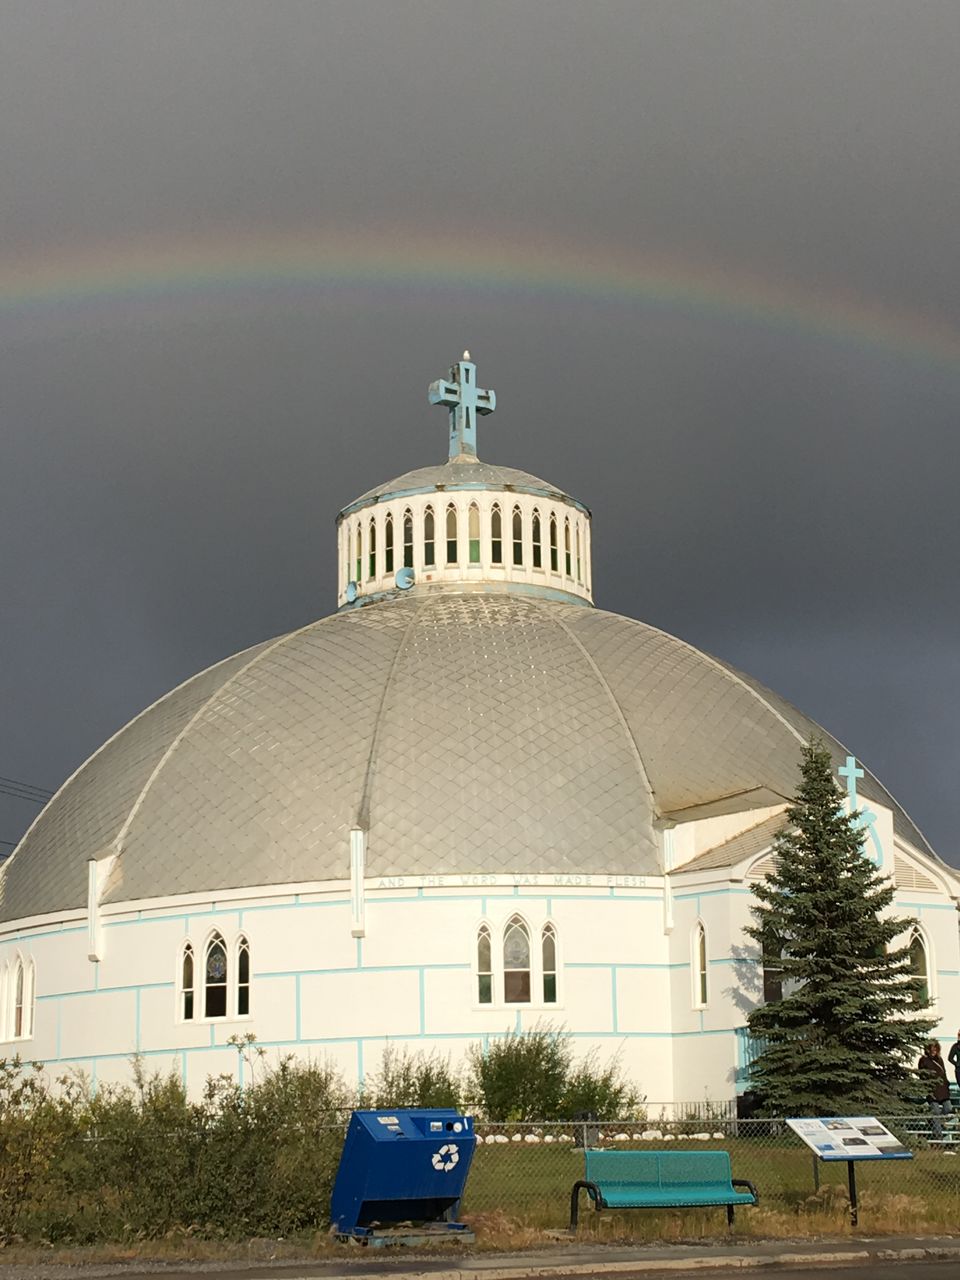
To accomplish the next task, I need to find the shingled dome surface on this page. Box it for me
[0,592,929,923]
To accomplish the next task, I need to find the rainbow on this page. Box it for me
[2,226,960,372]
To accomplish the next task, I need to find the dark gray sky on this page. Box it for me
[2,1,959,862]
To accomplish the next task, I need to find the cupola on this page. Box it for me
[335,354,593,608]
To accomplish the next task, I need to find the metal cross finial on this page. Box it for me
[428,353,496,460]
[839,755,864,811]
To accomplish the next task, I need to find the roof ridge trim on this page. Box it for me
[110,623,320,862]
[0,638,271,883]
[551,611,660,848]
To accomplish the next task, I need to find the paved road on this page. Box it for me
[6,1246,960,1280]
[23,1261,956,1280]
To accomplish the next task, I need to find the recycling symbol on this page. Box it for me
[431,1143,459,1172]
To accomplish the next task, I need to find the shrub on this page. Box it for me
[362,1045,463,1110]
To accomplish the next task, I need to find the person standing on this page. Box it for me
[918,1041,953,1141]
[948,1031,960,1089]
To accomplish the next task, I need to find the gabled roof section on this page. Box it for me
[672,812,786,875]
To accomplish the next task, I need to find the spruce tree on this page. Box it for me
[746,740,934,1115]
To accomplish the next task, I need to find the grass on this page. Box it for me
[461,1135,960,1237]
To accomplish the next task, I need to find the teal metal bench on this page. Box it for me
[570,1149,758,1229]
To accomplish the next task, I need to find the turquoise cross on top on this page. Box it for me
[428,351,496,460]
[839,755,864,810]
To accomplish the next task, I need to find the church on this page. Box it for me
[1,354,957,1106]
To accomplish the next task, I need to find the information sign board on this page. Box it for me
[786,1116,912,1161]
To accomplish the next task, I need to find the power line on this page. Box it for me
[0,774,54,805]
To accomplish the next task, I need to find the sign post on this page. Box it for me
[787,1117,912,1227]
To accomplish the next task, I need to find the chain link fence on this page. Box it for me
[462,1114,960,1235]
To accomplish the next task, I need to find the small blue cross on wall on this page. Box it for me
[428,351,496,460]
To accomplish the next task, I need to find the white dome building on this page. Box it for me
[1,354,957,1104]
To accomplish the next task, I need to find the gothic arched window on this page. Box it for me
[503,915,531,1004]
[576,524,582,582]
[762,931,784,1004]
[181,943,195,1021]
[368,518,377,579]
[355,524,363,583]
[205,933,228,1019]
[469,503,481,563]
[542,923,557,1004]
[908,930,929,1006]
[512,506,523,566]
[477,925,493,1005]
[693,923,708,1007]
[549,513,559,572]
[403,509,414,568]
[423,506,436,566]
[532,510,542,568]
[384,513,394,573]
[237,936,250,1016]
[491,505,503,564]
[564,519,572,575]
[446,504,458,564]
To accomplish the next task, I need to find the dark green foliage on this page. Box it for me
[361,1045,463,1110]
[466,1025,643,1121]
[746,740,935,1115]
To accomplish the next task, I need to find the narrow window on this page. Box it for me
[368,518,377,579]
[468,504,481,564]
[477,925,493,1004]
[564,519,572,575]
[446,505,458,564]
[237,936,250,1016]
[503,915,531,1004]
[693,923,708,1007]
[576,525,582,582]
[355,524,362,583]
[549,514,558,572]
[13,961,24,1038]
[182,943,195,1021]
[384,514,394,573]
[423,507,436,566]
[908,931,929,1005]
[542,924,557,1004]
[403,509,414,568]
[532,510,542,568]
[205,933,228,1018]
[761,928,783,1004]
[512,506,523,566]
[344,525,352,588]
[491,505,503,564]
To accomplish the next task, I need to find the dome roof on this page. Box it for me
[0,593,931,923]
[342,458,585,516]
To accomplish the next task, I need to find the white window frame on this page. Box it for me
[0,953,35,1042]
[691,920,709,1009]
[472,914,562,1011]
[177,931,252,1024]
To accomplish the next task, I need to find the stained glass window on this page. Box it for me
[355,525,362,583]
[503,915,531,1004]
[532,510,542,568]
[564,520,572,575]
[13,962,24,1039]
[368,518,377,579]
[205,933,228,1018]
[549,514,558,571]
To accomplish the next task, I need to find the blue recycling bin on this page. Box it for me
[330,1108,476,1242]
